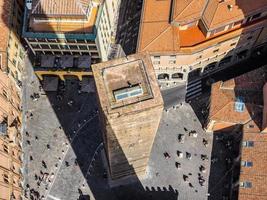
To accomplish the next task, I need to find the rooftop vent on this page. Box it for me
[227,4,233,11]
[113,84,143,101]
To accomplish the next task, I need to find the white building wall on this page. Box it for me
[151,26,267,83]
[96,0,120,61]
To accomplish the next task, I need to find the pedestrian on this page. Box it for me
[74,159,78,166]
[65,161,69,167]
[26,131,29,137]
[35,136,38,140]
[42,160,47,169]
[47,144,50,150]
[29,155,33,161]
[26,140,31,145]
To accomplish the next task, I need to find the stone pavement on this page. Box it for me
[22,57,212,200]
[22,58,115,200]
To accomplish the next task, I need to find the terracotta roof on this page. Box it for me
[209,66,267,129]
[31,0,92,16]
[137,0,180,53]
[137,0,267,53]
[172,0,206,24]
[202,0,267,30]
[208,67,267,199]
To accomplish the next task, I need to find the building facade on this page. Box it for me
[206,66,267,200]
[137,0,267,84]
[0,0,24,199]
[1,0,25,87]
[93,53,163,180]
[96,0,120,61]
[0,71,22,200]
[22,0,120,62]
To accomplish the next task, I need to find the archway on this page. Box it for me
[158,73,170,80]
[171,73,183,79]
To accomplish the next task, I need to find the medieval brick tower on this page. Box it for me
[92,53,163,180]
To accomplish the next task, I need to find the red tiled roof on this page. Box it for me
[208,66,267,200]
[32,0,92,16]
[137,0,267,53]
[202,0,267,30]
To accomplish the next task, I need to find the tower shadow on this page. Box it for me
[0,0,179,199]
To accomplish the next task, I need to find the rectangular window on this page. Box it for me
[47,39,57,42]
[69,45,78,50]
[241,161,253,167]
[0,122,7,135]
[2,89,8,99]
[12,58,16,65]
[59,45,69,50]
[3,174,9,183]
[37,38,46,42]
[153,61,160,65]
[240,181,252,188]
[242,141,254,147]
[3,144,8,153]
[40,44,49,49]
[154,56,160,60]
[50,45,59,49]
[169,60,176,64]
[27,38,35,42]
[66,39,76,43]
[214,26,225,34]
[19,50,24,59]
[235,97,245,112]
[89,46,97,51]
[31,44,39,48]
[213,49,219,53]
[248,124,254,128]
[79,46,88,50]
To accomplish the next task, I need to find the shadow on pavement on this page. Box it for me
[42,76,179,200]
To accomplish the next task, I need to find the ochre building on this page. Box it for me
[0,0,24,199]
